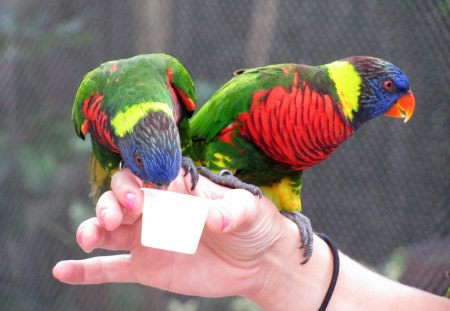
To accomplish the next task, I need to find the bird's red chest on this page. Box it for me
[81,93,120,153]
[235,77,354,170]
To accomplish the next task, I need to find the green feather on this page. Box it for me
[72,53,196,202]
[189,56,411,213]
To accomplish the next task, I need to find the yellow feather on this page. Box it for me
[212,152,233,169]
[325,60,362,121]
[88,153,117,203]
[261,177,302,212]
[111,102,173,137]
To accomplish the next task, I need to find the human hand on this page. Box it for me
[54,169,449,311]
[52,168,304,299]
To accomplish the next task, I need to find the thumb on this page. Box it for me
[205,189,260,233]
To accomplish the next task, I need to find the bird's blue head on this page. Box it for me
[347,56,415,129]
[117,112,182,189]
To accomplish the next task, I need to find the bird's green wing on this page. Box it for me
[165,55,197,118]
[71,66,121,201]
[71,70,98,139]
[164,55,197,154]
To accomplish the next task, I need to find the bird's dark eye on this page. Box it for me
[134,153,143,168]
[383,79,394,91]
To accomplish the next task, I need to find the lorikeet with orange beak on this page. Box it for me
[72,54,198,202]
[189,56,415,263]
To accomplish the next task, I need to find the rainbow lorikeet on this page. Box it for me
[72,53,198,201]
[189,56,415,263]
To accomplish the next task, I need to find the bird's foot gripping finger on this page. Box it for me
[182,157,199,191]
[280,211,314,264]
[198,167,262,198]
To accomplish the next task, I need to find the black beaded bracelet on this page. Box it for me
[316,233,340,311]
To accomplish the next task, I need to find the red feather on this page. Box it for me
[238,76,353,170]
[167,68,196,115]
[82,94,119,153]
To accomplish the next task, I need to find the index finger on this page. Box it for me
[110,168,144,218]
[53,254,136,285]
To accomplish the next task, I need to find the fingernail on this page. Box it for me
[219,208,231,231]
[125,192,136,211]
[99,208,107,227]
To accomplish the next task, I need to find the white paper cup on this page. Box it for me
[141,189,209,254]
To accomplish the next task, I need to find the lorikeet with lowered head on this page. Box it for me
[189,56,415,263]
[72,53,198,202]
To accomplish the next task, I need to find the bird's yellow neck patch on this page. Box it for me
[111,102,172,137]
[325,61,361,121]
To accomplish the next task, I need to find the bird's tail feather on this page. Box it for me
[88,153,113,204]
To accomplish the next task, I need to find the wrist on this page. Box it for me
[244,217,334,311]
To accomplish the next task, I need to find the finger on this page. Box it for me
[77,217,138,252]
[52,254,136,284]
[205,189,262,233]
[170,172,233,233]
[111,168,144,222]
[96,191,124,231]
[169,171,267,233]
[76,218,102,253]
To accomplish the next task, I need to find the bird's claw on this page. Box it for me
[280,211,314,264]
[181,157,199,191]
[199,167,262,198]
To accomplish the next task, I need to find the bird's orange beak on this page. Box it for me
[384,91,415,123]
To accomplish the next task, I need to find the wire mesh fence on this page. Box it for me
[0,0,449,310]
